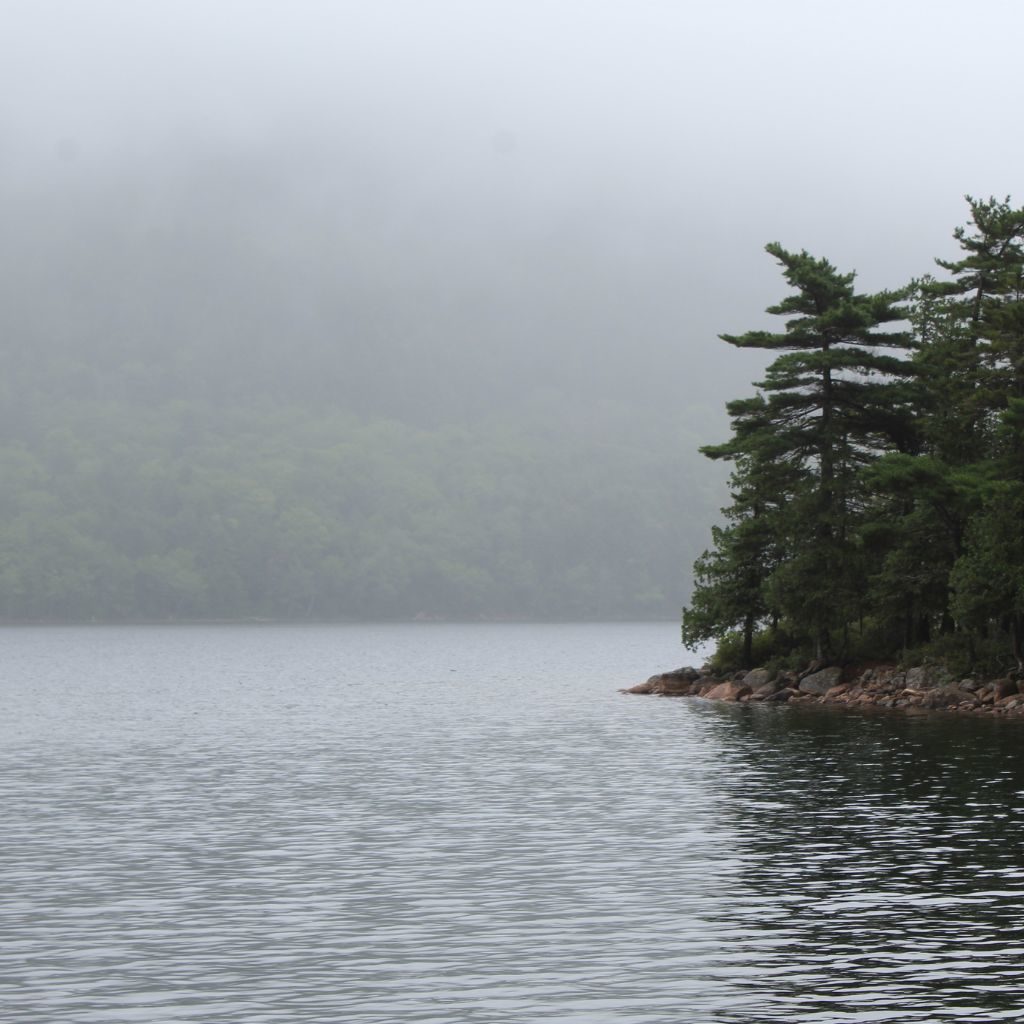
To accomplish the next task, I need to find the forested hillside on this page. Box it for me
[683,196,1024,673]
[0,158,724,622]
[0,399,717,621]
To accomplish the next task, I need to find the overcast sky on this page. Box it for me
[3,0,1023,409]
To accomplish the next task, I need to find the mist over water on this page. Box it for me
[3,624,1024,1023]
[4,7,1024,1018]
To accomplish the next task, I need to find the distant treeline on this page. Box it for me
[0,356,718,624]
[683,196,1024,674]
[0,155,736,623]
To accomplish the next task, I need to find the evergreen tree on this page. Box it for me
[682,396,796,665]
[950,485,1024,669]
[685,244,913,659]
[931,196,1024,331]
[908,198,1024,660]
[860,452,978,648]
[919,196,1024,461]
[686,198,1024,672]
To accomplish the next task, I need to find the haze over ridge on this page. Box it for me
[1,1,1020,621]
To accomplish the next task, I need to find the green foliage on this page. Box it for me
[0,395,716,622]
[706,626,801,675]
[899,631,1016,681]
[686,195,1024,674]
[686,242,914,661]
[0,166,739,624]
[949,488,1024,662]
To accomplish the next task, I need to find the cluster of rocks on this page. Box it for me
[621,662,1024,717]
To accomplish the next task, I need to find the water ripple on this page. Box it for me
[2,625,1024,1022]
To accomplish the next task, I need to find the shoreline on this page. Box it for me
[622,663,1024,719]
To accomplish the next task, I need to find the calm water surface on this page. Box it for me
[2,624,1024,1023]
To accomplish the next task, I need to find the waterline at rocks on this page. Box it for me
[622,663,1024,717]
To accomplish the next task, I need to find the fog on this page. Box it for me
[1,0,1022,621]
[6,0,1021,405]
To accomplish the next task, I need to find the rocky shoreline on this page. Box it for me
[622,663,1024,718]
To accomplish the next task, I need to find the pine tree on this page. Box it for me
[684,244,913,660]
[909,198,1024,663]
[682,396,797,666]
[919,196,1024,461]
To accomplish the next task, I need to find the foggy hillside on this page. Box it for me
[0,142,727,622]
[2,1,1021,622]
[2,143,739,424]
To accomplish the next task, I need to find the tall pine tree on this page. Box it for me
[932,197,1024,663]
[685,244,913,661]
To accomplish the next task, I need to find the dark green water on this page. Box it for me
[2,625,1023,1022]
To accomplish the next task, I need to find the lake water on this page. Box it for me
[2,623,1024,1023]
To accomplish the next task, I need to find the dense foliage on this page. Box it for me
[0,154,736,623]
[0,394,721,622]
[0,307,724,623]
[683,196,1024,672]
